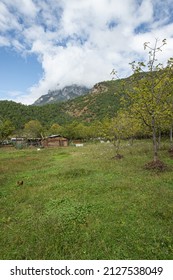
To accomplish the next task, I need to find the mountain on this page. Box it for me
[33,84,90,105]
[0,72,166,130]
[0,79,123,129]
[0,76,134,129]
[62,80,123,122]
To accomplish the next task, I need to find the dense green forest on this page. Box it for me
[0,100,73,129]
[0,79,123,129]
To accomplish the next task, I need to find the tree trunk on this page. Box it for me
[129,136,134,146]
[170,126,173,146]
[152,117,158,162]
[158,129,161,150]
[115,138,120,155]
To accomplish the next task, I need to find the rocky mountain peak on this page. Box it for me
[33,84,90,106]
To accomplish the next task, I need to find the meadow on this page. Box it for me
[0,140,173,260]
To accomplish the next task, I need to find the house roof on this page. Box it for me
[47,134,68,139]
[48,134,62,138]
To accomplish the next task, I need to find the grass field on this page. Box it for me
[0,140,173,260]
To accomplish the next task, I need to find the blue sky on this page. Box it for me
[0,49,42,97]
[0,0,173,104]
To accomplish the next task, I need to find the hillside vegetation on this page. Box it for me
[63,80,123,122]
[0,100,73,129]
[0,79,123,129]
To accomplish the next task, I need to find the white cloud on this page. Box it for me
[0,35,10,46]
[3,0,38,18]
[0,1,21,33]
[0,89,26,100]
[0,0,173,104]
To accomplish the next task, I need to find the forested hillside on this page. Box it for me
[0,79,123,129]
[0,100,73,129]
[63,79,123,122]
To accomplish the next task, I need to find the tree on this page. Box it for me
[24,120,45,138]
[74,123,89,140]
[61,121,78,140]
[49,123,62,135]
[0,119,15,142]
[87,121,103,139]
[100,118,112,140]
[121,39,173,162]
[110,114,127,156]
[109,111,141,156]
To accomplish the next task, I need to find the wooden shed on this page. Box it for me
[41,135,68,147]
[11,137,27,148]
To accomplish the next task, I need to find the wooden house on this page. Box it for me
[41,135,68,147]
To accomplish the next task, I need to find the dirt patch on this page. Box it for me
[112,154,124,160]
[168,148,173,157]
[145,159,167,172]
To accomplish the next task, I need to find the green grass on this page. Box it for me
[0,140,173,259]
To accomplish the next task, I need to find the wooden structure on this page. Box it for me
[27,138,42,147]
[11,137,27,148]
[41,135,68,147]
[11,137,42,147]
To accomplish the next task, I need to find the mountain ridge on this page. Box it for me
[0,77,130,129]
[33,84,91,106]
